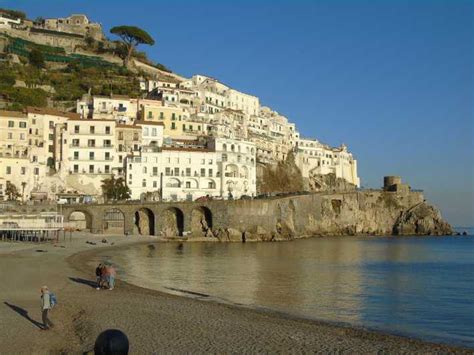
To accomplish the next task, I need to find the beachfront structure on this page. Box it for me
[126,137,257,201]
[295,138,360,187]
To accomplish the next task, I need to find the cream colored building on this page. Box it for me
[0,110,45,200]
[127,137,256,201]
[61,118,118,197]
[295,138,360,187]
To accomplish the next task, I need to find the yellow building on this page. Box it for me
[141,102,189,138]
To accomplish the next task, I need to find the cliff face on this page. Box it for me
[209,190,453,242]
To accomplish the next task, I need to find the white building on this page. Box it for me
[295,138,360,187]
[127,137,256,201]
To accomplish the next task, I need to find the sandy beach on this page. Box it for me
[0,234,472,354]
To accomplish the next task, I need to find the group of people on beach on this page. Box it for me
[95,263,116,290]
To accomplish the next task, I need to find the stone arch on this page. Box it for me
[184,178,199,189]
[68,210,92,231]
[135,208,155,235]
[103,208,125,234]
[162,207,184,237]
[191,206,213,236]
[166,178,181,188]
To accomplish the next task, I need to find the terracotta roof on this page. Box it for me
[26,106,80,119]
[0,110,27,119]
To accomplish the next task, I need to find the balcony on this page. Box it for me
[69,145,114,149]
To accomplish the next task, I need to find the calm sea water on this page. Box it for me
[98,234,474,348]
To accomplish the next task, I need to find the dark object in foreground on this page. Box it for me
[94,329,129,354]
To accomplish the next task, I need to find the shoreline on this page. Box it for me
[68,239,473,353]
[0,234,472,353]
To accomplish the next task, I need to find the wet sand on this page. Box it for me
[0,234,472,353]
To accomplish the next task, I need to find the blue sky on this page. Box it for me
[3,0,473,226]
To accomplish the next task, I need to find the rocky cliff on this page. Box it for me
[206,190,453,242]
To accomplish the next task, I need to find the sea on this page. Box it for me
[96,229,474,348]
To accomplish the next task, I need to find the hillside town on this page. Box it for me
[0,10,360,203]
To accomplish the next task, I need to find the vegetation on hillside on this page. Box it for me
[258,152,305,194]
[0,61,141,110]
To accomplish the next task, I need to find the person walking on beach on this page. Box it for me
[95,263,103,290]
[108,265,116,291]
[40,286,54,330]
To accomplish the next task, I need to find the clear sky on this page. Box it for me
[3,0,473,226]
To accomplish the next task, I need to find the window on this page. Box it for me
[89,165,94,173]
[142,179,146,187]
[143,167,147,174]
[208,181,215,189]
[105,126,111,135]
[104,140,111,147]
[152,128,157,136]
[200,168,205,177]
[105,165,110,173]
[89,152,94,160]
[7,133,12,139]
[186,181,191,188]
[119,156,123,163]
[20,122,27,128]
[171,113,176,120]
[174,167,179,176]
[171,122,176,130]
[74,125,80,134]
[73,151,79,160]
[148,111,153,119]
[90,126,95,134]
[208,159,213,165]
[49,134,54,140]
[88,139,95,147]
[105,152,110,161]
[143,127,149,136]
[21,167,26,175]
[72,139,79,147]
[186,168,191,176]
[153,181,157,188]
[208,169,213,177]
[133,133,139,140]
[118,132,124,140]
[153,167,158,176]
[34,168,39,175]
[8,121,14,128]
[48,121,54,129]
[159,112,164,119]
[73,165,79,173]
[48,145,54,153]
[118,144,123,152]
[165,167,171,176]
[222,154,227,162]
[6,166,11,174]
[201,159,205,164]
[32,156,38,163]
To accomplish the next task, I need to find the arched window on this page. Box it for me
[223,143,227,151]
[231,144,235,152]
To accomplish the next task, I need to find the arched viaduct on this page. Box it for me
[62,200,230,236]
